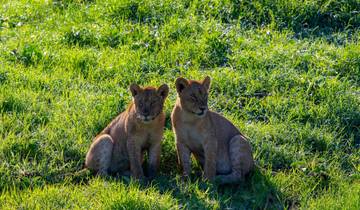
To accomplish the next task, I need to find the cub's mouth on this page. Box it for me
[143,116,155,122]
[194,109,207,117]
[137,115,156,123]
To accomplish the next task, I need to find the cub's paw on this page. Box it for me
[180,174,191,183]
[214,175,224,185]
[202,174,215,182]
[96,170,110,178]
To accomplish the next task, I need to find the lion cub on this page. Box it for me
[171,76,254,184]
[85,84,169,179]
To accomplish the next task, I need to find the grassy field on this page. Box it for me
[1,0,360,209]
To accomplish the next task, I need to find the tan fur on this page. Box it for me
[171,76,254,183]
[85,84,169,179]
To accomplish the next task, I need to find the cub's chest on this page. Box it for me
[133,126,162,145]
[129,132,154,150]
[182,122,209,143]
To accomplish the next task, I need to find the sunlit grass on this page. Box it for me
[1,0,359,209]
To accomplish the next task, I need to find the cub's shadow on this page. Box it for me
[147,167,284,209]
[67,157,285,209]
[72,166,285,209]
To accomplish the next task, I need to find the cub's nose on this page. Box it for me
[143,108,150,116]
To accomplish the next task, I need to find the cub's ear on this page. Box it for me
[157,84,169,99]
[175,77,189,94]
[130,84,142,97]
[202,76,211,91]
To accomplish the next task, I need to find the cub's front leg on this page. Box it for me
[127,137,144,179]
[203,135,217,181]
[176,139,192,178]
[147,142,161,179]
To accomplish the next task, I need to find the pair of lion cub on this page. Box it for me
[85,76,254,184]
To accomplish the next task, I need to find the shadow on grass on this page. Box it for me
[64,165,285,209]
[153,168,284,209]
[0,152,285,209]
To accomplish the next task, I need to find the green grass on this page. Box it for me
[1,0,359,209]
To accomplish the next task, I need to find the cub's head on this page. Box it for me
[175,76,210,118]
[130,84,169,123]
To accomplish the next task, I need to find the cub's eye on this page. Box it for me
[139,102,143,107]
[190,95,196,101]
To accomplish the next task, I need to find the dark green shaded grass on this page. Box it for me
[1,0,359,209]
